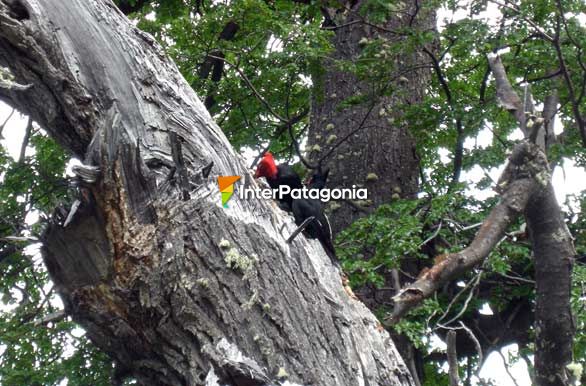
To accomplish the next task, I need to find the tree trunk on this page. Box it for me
[0,1,414,385]
[527,184,575,386]
[306,2,435,383]
[308,2,434,235]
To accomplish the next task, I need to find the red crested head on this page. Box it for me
[255,152,278,179]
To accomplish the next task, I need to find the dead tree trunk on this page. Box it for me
[0,1,414,385]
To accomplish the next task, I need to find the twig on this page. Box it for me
[460,222,483,232]
[321,20,362,31]
[495,349,521,386]
[33,310,66,327]
[208,54,287,122]
[249,108,309,169]
[0,107,15,138]
[435,272,482,329]
[419,221,442,248]
[286,216,315,243]
[523,69,562,84]
[442,218,482,233]
[495,271,535,284]
[459,321,484,376]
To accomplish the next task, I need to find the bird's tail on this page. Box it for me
[320,238,339,267]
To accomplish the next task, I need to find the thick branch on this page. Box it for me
[485,53,575,385]
[488,55,527,131]
[542,91,559,150]
[489,55,548,146]
[207,54,287,122]
[386,143,541,325]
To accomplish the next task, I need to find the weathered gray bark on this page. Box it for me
[0,1,414,385]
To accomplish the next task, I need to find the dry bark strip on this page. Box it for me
[0,1,414,385]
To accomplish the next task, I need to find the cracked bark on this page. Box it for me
[0,1,414,385]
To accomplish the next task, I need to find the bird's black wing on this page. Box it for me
[277,164,303,190]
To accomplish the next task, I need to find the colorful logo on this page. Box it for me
[217,176,241,208]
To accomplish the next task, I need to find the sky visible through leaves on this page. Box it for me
[1,1,586,385]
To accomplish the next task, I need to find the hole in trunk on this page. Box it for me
[7,0,29,20]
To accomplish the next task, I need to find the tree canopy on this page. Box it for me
[0,0,585,385]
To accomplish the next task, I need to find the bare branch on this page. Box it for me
[0,107,14,138]
[33,310,66,326]
[495,349,521,386]
[487,55,525,124]
[18,117,32,164]
[543,91,559,150]
[495,271,535,284]
[488,55,547,143]
[419,221,442,248]
[208,54,287,123]
[435,272,482,329]
[459,321,483,376]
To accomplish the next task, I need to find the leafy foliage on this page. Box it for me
[0,0,585,384]
[129,0,331,160]
[0,122,113,384]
